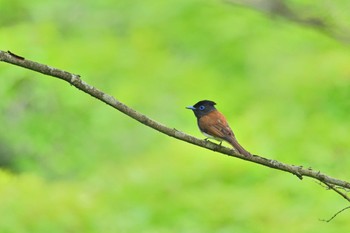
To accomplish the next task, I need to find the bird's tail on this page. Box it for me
[226,137,251,156]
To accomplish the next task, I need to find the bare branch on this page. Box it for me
[1,50,350,213]
[224,0,350,43]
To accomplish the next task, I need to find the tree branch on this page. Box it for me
[224,0,350,43]
[1,50,350,214]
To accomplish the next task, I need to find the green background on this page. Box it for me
[1,0,350,232]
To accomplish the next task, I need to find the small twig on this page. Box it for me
[336,186,350,193]
[315,181,350,221]
[321,182,350,202]
[320,206,350,222]
[7,50,25,60]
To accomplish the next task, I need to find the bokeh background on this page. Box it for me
[1,0,350,232]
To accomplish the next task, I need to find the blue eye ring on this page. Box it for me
[199,105,205,110]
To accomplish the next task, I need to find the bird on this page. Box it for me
[186,100,251,156]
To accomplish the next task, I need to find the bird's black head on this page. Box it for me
[186,100,217,118]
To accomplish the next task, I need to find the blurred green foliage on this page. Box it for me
[1,0,350,232]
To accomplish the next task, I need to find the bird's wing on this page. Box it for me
[198,110,234,140]
[198,110,251,156]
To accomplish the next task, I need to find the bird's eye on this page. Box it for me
[199,105,205,110]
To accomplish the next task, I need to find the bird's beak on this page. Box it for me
[186,106,196,110]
